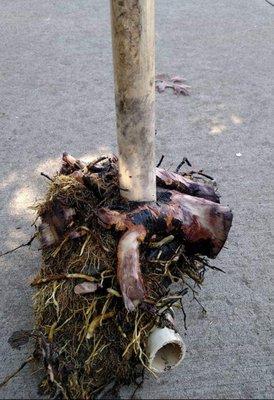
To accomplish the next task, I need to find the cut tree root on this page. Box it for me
[98,189,232,310]
[156,168,220,202]
[2,152,232,399]
[38,153,231,312]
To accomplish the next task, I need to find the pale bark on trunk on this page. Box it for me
[110,0,156,202]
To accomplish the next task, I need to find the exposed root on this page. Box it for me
[31,273,97,287]
[3,153,231,398]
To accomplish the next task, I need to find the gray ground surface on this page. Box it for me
[0,0,273,398]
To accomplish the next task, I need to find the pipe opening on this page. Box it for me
[151,342,183,372]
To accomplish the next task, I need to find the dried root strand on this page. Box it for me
[0,356,34,389]
[31,273,96,287]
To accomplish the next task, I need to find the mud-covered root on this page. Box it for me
[20,151,233,398]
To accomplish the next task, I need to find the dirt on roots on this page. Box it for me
[8,155,222,399]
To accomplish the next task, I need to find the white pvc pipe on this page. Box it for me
[146,326,186,373]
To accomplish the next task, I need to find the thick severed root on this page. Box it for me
[117,227,146,311]
[61,152,118,175]
[162,189,231,255]
[98,189,232,310]
[98,189,232,258]
[60,152,86,175]
[156,168,219,203]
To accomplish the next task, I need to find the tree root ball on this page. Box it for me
[30,153,232,398]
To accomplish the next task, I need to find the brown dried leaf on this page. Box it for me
[155,74,190,96]
[155,80,168,93]
[173,83,191,96]
[8,330,32,349]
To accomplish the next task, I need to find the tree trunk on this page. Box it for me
[110,0,156,202]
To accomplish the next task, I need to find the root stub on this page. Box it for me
[29,152,232,398]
